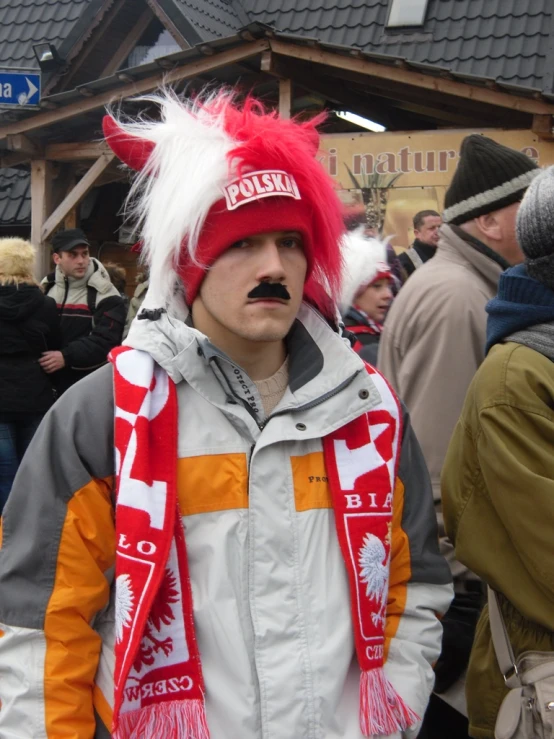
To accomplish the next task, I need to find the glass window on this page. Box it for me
[387,0,429,27]
[128,29,181,68]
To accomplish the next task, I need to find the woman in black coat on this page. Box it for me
[0,238,60,511]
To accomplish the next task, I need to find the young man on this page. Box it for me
[41,228,126,394]
[378,135,539,738]
[0,92,452,739]
[442,165,554,739]
[340,228,394,365]
[398,210,442,280]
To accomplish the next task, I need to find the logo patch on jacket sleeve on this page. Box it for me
[224,170,301,210]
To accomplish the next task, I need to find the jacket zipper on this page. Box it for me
[247,370,360,482]
[248,442,255,474]
[210,356,265,430]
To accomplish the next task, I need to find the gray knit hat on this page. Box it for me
[516,165,554,290]
[443,135,539,225]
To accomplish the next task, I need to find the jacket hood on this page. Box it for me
[486,263,554,352]
[0,283,45,321]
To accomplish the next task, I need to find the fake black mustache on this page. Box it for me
[247,283,291,301]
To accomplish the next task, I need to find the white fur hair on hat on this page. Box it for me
[339,227,391,313]
[0,237,36,280]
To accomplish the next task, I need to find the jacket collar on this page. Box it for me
[486,263,554,352]
[412,239,437,262]
[54,257,115,295]
[438,224,506,292]
[345,306,382,334]
[126,301,367,416]
[449,224,510,271]
[55,258,95,289]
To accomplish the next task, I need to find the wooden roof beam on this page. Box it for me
[318,64,531,125]
[6,134,41,156]
[101,7,155,78]
[269,39,554,116]
[45,141,112,161]
[379,96,506,127]
[261,51,389,125]
[268,53,527,125]
[262,51,442,129]
[0,39,270,141]
[41,152,115,241]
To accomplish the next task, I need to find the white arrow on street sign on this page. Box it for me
[26,77,38,99]
[17,76,39,105]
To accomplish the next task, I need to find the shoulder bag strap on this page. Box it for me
[87,261,99,327]
[406,247,424,270]
[488,586,522,688]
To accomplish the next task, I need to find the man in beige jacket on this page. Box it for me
[378,134,539,738]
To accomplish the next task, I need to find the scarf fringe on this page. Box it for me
[360,668,419,737]
[113,699,210,739]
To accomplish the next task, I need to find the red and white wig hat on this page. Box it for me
[339,227,392,314]
[103,90,345,319]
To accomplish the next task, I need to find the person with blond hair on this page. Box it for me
[0,237,59,510]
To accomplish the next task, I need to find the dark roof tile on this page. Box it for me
[0,168,31,225]
[0,0,90,69]
[171,0,244,40]
[243,0,553,90]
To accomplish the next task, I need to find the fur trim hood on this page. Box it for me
[0,238,36,282]
[339,228,391,313]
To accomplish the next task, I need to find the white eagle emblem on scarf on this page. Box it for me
[358,533,389,627]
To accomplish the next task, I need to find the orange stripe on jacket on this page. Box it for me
[291,452,332,511]
[44,477,115,738]
[177,452,333,515]
[93,684,113,733]
[384,478,411,660]
[178,454,248,516]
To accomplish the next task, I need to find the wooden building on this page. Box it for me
[1,0,554,280]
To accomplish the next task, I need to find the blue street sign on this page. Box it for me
[0,70,41,108]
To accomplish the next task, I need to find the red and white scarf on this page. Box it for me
[110,345,418,737]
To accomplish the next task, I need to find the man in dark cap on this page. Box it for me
[40,228,126,394]
[378,135,540,738]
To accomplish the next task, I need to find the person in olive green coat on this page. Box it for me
[442,165,554,739]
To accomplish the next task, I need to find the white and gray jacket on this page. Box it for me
[0,303,452,738]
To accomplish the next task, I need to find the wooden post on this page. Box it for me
[279,78,292,119]
[64,171,78,229]
[64,208,78,230]
[41,153,115,242]
[31,160,52,279]
[532,114,554,140]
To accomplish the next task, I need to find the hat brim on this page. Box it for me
[53,238,90,253]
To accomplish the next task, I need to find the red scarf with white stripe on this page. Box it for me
[109,345,418,737]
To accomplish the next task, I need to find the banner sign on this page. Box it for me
[318,129,554,247]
